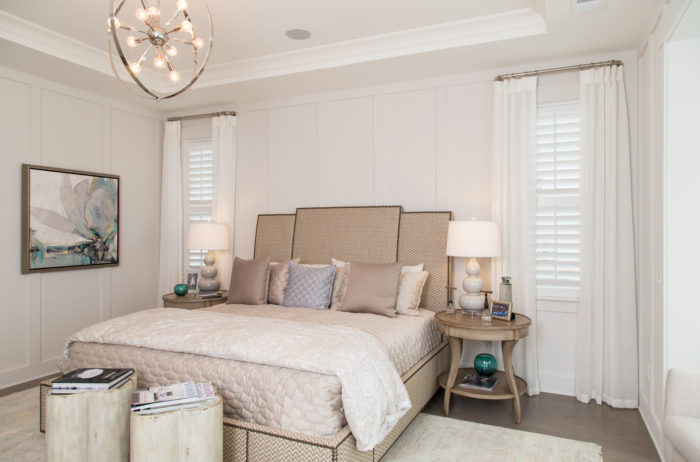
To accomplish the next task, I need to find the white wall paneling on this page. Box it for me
[382,88,437,210]
[234,111,268,259]
[0,75,31,375]
[324,96,375,206]
[268,104,319,213]
[0,66,161,390]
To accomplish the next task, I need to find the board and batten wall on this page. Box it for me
[175,51,635,396]
[0,66,162,390]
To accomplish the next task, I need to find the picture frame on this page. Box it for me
[489,300,513,321]
[187,272,199,290]
[21,164,120,273]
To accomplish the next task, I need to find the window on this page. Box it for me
[535,102,581,299]
[184,139,214,271]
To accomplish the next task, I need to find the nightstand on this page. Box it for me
[435,311,531,423]
[162,291,228,309]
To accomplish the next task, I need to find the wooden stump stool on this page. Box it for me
[46,375,136,462]
[130,394,223,462]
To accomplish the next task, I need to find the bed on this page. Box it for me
[43,206,452,461]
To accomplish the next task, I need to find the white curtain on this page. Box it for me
[212,115,237,290]
[576,65,638,408]
[157,120,183,305]
[492,76,540,395]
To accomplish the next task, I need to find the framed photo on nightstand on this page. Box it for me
[490,300,513,321]
[186,273,198,290]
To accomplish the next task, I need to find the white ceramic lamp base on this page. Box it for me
[458,257,485,314]
[198,250,220,291]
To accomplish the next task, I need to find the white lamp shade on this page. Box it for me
[446,220,501,257]
[187,223,230,250]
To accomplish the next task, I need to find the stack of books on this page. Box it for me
[458,374,501,392]
[51,368,134,394]
[131,381,217,415]
[196,290,223,299]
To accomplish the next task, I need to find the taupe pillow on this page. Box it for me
[337,262,402,318]
[227,256,271,305]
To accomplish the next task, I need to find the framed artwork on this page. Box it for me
[490,300,513,321]
[187,272,199,290]
[21,164,120,273]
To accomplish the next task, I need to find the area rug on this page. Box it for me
[382,413,603,462]
[0,387,602,461]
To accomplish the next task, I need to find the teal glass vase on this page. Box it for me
[474,353,497,377]
[174,283,188,296]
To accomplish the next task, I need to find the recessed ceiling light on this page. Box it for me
[285,29,311,40]
[572,0,607,14]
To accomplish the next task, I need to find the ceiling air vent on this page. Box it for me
[572,0,607,14]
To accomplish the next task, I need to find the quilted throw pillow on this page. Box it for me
[395,270,429,314]
[282,262,336,310]
[267,258,300,305]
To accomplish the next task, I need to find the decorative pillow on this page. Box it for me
[337,262,402,318]
[330,258,350,310]
[330,259,424,310]
[227,256,271,305]
[395,270,429,314]
[267,258,300,305]
[282,263,336,310]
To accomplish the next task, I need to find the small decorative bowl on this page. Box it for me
[174,283,188,296]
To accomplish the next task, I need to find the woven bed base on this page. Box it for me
[221,342,448,462]
[39,343,448,460]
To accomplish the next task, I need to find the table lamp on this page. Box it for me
[187,222,230,291]
[446,220,501,314]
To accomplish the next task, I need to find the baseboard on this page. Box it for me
[638,402,664,461]
[538,372,575,396]
[0,372,59,397]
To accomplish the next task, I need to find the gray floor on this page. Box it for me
[422,390,660,462]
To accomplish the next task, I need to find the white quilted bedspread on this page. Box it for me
[63,308,412,451]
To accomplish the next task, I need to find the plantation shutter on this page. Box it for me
[536,102,581,299]
[184,140,214,270]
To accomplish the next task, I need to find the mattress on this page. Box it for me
[64,304,441,439]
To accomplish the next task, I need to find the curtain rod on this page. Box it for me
[167,111,236,122]
[494,60,623,81]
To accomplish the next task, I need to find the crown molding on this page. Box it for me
[0,10,113,76]
[197,8,546,88]
[0,7,545,91]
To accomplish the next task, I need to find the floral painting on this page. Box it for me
[22,165,119,273]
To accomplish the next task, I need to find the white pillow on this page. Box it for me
[401,263,424,273]
[395,270,429,314]
[330,258,350,310]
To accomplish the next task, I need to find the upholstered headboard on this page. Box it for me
[254,206,451,313]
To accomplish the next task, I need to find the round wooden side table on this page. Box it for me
[435,311,531,423]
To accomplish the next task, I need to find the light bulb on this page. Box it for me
[129,62,141,74]
[165,44,178,56]
[177,0,188,10]
[181,20,193,32]
[169,70,180,82]
[136,8,148,21]
[192,37,204,49]
[148,7,160,17]
[154,55,165,69]
[126,36,138,47]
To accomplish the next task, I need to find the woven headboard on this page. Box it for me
[254,206,451,313]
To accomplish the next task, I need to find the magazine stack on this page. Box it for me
[50,368,134,394]
[131,381,217,415]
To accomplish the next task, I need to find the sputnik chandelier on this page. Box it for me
[108,0,213,101]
